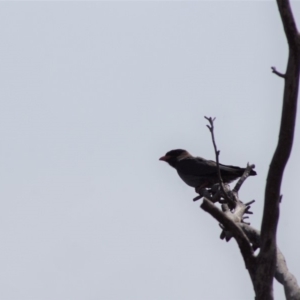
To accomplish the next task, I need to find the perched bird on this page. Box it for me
[159,149,256,189]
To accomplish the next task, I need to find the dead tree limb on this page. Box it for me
[200,116,300,299]
[258,0,300,298]
[240,224,300,300]
[196,1,299,298]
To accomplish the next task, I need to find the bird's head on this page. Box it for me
[159,149,191,168]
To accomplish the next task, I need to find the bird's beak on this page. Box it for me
[159,155,169,161]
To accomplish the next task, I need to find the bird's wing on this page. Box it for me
[176,157,243,177]
[218,162,245,174]
[176,157,217,176]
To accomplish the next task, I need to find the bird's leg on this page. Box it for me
[193,182,212,201]
[195,182,210,194]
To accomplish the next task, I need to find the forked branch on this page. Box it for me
[200,116,300,299]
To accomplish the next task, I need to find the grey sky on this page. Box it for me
[0,2,299,300]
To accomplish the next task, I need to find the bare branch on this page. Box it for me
[201,109,300,299]
[259,0,300,298]
[271,66,286,78]
[197,4,300,299]
[204,116,223,187]
[233,164,256,193]
[240,224,300,300]
[276,0,300,49]
[201,199,255,270]
[204,116,235,207]
[275,248,300,300]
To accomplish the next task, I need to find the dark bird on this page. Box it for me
[159,149,256,189]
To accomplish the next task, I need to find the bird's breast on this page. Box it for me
[177,171,203,187]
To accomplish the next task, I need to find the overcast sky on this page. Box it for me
[0,2,299,300]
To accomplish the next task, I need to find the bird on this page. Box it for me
[159,149,256,189]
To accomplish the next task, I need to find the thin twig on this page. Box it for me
[271,66,286,78]
[233,164,255,193]
[204,116,234,206]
